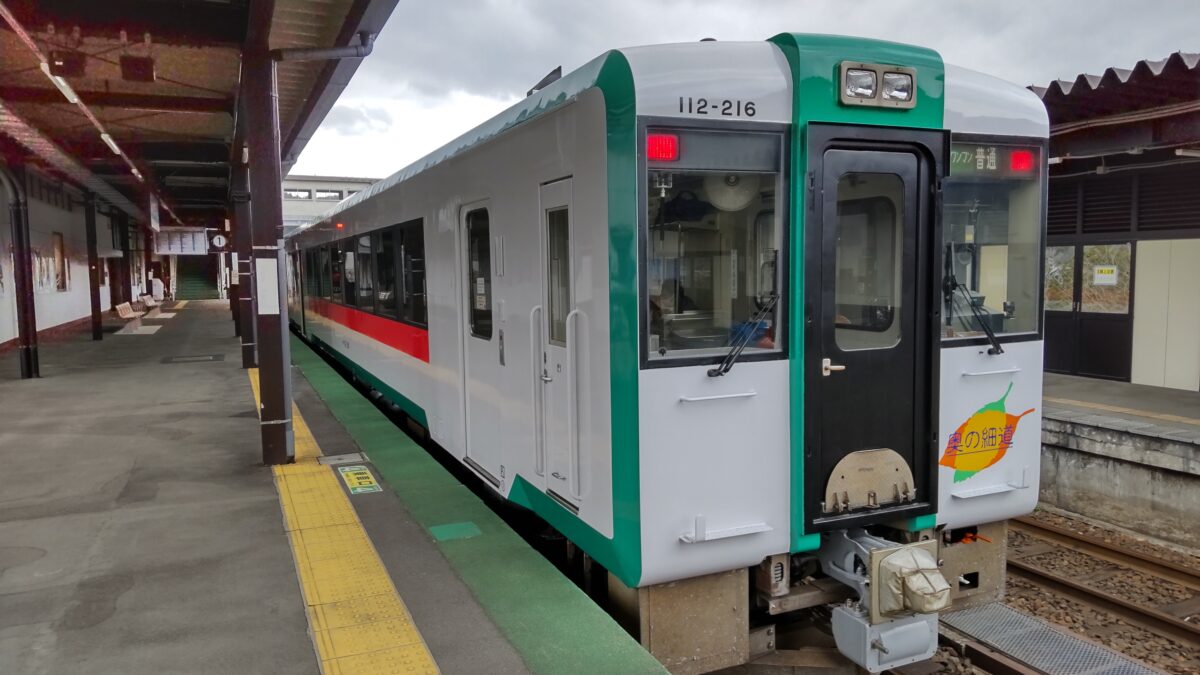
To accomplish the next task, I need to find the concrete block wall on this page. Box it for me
[1041,414,1200,549]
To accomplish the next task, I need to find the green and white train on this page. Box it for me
[287,33,1048,672]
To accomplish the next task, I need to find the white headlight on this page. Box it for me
[882,72,913,102]
[844,69,877,99]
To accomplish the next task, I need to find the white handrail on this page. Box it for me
[529,305,544,476]
[961,367,1021,377]
[566,308,583,500]
[678,391,758,403]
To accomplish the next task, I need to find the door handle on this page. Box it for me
[541,373,553,383]
[822,358,846,377]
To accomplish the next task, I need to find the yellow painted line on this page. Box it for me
[248,369,439,674]
[1044,396,1200,427]
[174,300,189,308]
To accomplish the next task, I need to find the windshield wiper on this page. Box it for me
[945,242,1004,355]
[708,293,780,377]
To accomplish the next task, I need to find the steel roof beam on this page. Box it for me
[2,86,234,115]
[0,0,248,47]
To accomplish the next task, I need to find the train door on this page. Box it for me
[460,204,504,487]
[537,178,580,504]
[805,127,943,530]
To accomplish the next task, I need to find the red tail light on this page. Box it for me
[647,133,679,161]
[1009,149,1035,172]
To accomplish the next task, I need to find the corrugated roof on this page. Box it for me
[1030,52,1200,125]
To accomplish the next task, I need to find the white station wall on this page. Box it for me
[1131,239,1200,391]
[0,178,115,346]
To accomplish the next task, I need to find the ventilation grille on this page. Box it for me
[1137,164,1200,231]
[1082,174,1132,233]
[1047,178,1078,236]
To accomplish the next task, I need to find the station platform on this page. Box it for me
[0,301,663,674]
[1043,373,1200,444]
[1040,373,1200,551]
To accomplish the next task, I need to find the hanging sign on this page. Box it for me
[1092,265,1119,286]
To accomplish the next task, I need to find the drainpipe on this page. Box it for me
[271,31,375,62]
[1,163,38,378]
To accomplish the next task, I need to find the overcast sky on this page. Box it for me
[289,0,1197,179]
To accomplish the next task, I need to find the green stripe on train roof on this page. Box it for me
[289,335,665,674]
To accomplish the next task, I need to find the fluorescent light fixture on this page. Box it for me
[1176,148,1200,158]
[1048,157,1064,165]
[39,61,79,104]
[100,133,121,155]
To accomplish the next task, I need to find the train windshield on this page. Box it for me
[942,141,1044,341]
[643,129,785,363]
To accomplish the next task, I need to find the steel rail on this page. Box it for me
[1011,516,1200,591]
[1007,561,1200,646]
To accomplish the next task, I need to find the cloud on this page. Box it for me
[294,0,1200,176]
[322,104,394,135]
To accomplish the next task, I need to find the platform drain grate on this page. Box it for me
[318,453,366,466]
[942,603,1157,675]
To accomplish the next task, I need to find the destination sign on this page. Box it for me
[950,143,1040,179]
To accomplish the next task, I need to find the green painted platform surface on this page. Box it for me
[290,335,666,675]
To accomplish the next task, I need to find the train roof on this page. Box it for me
[293,37,1047,235]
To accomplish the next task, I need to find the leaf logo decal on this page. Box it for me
[939,383,1035,483]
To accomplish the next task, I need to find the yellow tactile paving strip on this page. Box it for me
[1044,396,1200,427]
[248,369,439,674]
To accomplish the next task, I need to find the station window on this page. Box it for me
[375,229,397,318]
[315,189,343,201]
[943,141,1044,340]
[355,234,375,311]
[465,209,492,339]
[285,188,312,200]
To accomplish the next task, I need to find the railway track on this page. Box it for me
[1007,516,1200,647]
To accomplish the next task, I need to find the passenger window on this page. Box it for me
[375,229,397,318]
[342,240,357,305]
[317,247,330,299]
[833,173,904,351]
[399,219,426,326]
[356,235,375,311]
[329,244,343,303]
[466,209,492,339]
[546,207,570,346]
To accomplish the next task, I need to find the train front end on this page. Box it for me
[626,36,1048,672]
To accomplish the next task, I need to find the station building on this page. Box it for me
[1032,52,1200,391]
[282,174,377,236]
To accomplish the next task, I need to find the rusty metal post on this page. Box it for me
[84,193,103,340]
[242,19,294,465]
[2,163,38,378]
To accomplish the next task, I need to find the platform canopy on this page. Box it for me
[0,0,397,226]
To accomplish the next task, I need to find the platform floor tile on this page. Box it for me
[250,369,439,674]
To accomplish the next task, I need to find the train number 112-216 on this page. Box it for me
[679,97,756,117]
